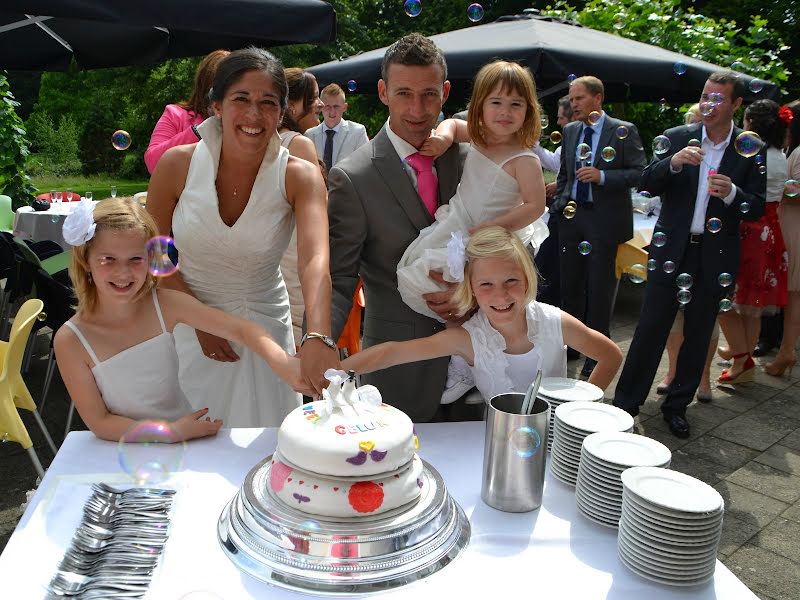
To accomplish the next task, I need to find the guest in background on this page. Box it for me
[534,94,574,306]
[717,99,789,383]
[306,83,369,173]
[552,76,646,378]
[769,102,800,377]
[657,103,719,402]
[147,48,335,427]
[278,68,326,346]
[614,71,765,438]
[144,50,230,174]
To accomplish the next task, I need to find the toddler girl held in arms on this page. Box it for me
[346,227,623,400]
[54,198,308,442]
[396,60,549,322]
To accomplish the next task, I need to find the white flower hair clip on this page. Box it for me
[446,231,467,282]
[62,197,96,246]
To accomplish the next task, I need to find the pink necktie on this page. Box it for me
[406,152,439,217]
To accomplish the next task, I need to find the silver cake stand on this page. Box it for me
[218,455,471,596]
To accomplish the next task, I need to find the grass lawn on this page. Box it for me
[29,175,149,201]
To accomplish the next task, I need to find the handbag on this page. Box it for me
[32,199,50,211]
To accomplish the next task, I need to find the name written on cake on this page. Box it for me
[334,420,389,435]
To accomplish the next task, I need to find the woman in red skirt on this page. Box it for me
[718,99,789,383]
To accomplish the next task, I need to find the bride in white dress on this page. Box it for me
[146,48,338,427]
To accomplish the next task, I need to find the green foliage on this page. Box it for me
[0,72,37,208]
[26,112,82,177]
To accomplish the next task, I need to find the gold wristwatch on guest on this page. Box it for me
[300,331,337,350]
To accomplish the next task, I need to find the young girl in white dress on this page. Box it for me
[54,198,307,442]
[347,227,623,401]
[396,60,549,322]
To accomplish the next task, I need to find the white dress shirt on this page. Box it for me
[687,123,738,234]
[570,112,607,202]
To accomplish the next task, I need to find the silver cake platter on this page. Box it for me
[218,455,471,596]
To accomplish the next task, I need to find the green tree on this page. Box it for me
[0,72,37,208]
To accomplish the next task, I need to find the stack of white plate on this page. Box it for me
[537,377,604,452]
[576,432,672,528]
[618,466,724,587]
[550,402,634,486]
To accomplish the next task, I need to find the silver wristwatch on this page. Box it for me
[300,331,337,350]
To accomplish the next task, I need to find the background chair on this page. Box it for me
[33,268,76,428]
[0,298,57,479]
[0,194,14,233]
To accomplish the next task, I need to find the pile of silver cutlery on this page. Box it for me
[46,483,175,598]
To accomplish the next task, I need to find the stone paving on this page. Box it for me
[1,281,799,599]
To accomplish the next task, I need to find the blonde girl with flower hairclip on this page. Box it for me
[54,198,308,442]
[344,226,622,404]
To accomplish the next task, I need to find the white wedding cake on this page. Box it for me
[270,371,423,517]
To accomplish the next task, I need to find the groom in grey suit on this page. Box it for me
[327,33,469,422]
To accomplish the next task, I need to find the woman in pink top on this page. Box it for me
[145,49,230,173]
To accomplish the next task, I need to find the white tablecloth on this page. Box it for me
[0,423,758,599]
[13,202,93,249]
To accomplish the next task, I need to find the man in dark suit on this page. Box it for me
[327,33,470,422]
[552,76,646,377]
[614,71,765,438]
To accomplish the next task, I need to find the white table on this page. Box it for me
[13,202,93,249]
[0,423,758,599]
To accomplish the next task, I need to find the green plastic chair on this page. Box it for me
[0,195,14,233]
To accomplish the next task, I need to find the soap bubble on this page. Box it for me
[719,298,733,312]
[687,138,701,148]
[734,131,762,158]
[549,131,562,144]
[612,13,625,29]
[708,92,724,106]
[510,426,541,458]
[540,114,549,129]
[663,260,676,274]
[577,143,592,161]
[676,273,693,289]
[615,125,629,140]
[578,241,592,256]
[754,153,764,165]
[652,135,671,155]
[118,421,185,485]
[739,202,751,214]
[758,164,767,175]
[718,272,733,287]
[50,214,60,223]
[647,258,657,271]
[639,190,652,199]
[658,98,668,113]
[403,0,421,17]
[731,60,746,72]
[706,217,722,233]
[673,62,687,75]
[652,232,667,247]
[563,201,577,219]
[111,130,132,151]
[785,179,800,198]
[146,236,179,277]
[467,3,485,22]
[677,289,692,305]
[628,264,646,284]
[567,73,577,83]
[748,79,764,94]
[699,102,714,117]
[601,146,616,162]
[346,80,357,92]
[588,111,602,126]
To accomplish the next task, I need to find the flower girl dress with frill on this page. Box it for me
[397,146,549,322]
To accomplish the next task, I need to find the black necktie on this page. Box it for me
[323,129,335,173]
[575,126,594,205]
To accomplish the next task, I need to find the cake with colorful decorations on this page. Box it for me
[269,371,423,518]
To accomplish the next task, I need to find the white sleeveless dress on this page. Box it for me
[397,146,549,321]
[462,301,567,401]
[64,290,193,422]
[171,118,301,427]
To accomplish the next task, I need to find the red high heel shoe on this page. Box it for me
[718,353,755,384]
